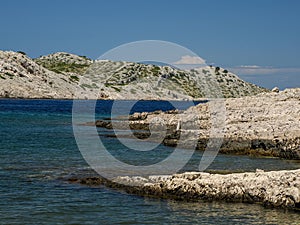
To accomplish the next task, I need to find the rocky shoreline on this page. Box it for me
[77,88,300,209]
[68,169,300,209]
[94,88,300,159]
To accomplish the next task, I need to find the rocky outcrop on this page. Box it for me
[0,50,268,99]
[0,51,79,99]
[95,88,300,159]
[68,169,300,209]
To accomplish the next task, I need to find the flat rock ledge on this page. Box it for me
[94,88,300,159]
[69,169,300,210]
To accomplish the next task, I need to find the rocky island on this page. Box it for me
[0,50,267,100]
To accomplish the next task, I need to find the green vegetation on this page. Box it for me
[91,83,99,88]
[79,55,91,60]
[80,83,93,89]
[111,86,121,92]
[215,66,220,75]
[130,89,136,94]
[5,72,14,78]
[17,51,26,55]
[202,69,209,75]
[35,61,90,74]
[151,66,161,76]
[69,75,79,82]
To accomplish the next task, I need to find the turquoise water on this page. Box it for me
[0,99,299,224]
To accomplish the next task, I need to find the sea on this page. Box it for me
[0,99,299,224]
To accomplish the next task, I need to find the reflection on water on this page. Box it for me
[164,200,300,224]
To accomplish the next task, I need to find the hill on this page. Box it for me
[0,50,269,99]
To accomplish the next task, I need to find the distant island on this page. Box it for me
[0,50,268,100]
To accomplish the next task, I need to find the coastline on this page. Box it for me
[0,96,209,101]
[94,88,300,160]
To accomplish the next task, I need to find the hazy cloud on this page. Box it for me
[239,65,261,69]
[173,55,206,65]
[230,65,300,75]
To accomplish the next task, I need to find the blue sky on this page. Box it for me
[1,0,300,89]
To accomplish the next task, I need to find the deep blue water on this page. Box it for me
[0,99,299,224]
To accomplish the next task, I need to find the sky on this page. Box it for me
[1,0,300,89]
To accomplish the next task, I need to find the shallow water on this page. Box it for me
[0,99,299,224]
